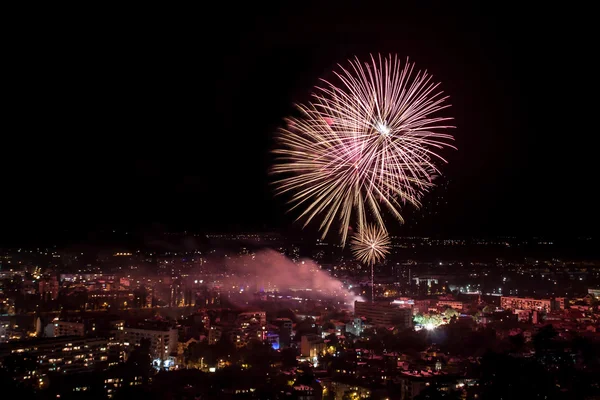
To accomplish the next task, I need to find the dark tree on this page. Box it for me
[508,333,526,353]
[478,351,559,399]
[0,354,37,399]
[133,286,148,308]
[280,347,299,368]
[533,324,558,356]
[414,384,462,400]
[294,317,318,340]
[241,339,274,371]
[126,337,152,383]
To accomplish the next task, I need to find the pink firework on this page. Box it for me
[272,54,455,245]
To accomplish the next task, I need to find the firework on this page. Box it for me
[350,224,391,302]
[272,54,455,244]
[350,224,391,267]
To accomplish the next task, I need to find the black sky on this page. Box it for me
[2,3,598,244]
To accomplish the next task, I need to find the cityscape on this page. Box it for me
[3,2,598,400]
[1,233,599,399]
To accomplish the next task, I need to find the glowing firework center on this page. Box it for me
[375,121,391,135]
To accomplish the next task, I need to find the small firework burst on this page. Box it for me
[350,225,391,267]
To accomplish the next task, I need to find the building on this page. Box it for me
[500,296,553,312]
[413,277,439,286]
[515,309,531,322]
[272,318,293,348]
[208,324,223,345]
[300,334,326,359]
[296,311,323,324]
[43,364,143,399]
[265,331,280,350]
[392,298,415,308]
[110,320,125,332]
[413,299,431,314]
[322,380,370,400]
[554,297,566,310]
[38,276,59,300]
[345,317,366,336]
[0,336,112,385]
[195,287,221,307]
[274,318,293,337]
[237,311,266,326]
[293,382,324,400]
[122,326,178,362]
[398,371,457,400]
[45,321,85,337]
[588,288,600,299]
[0,318,9,343]
[354,301,413,328]
[87,290,135,310]
[436,300,464,311]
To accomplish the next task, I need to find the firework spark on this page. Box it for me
[350,225,391,267]
[272,54,455,244]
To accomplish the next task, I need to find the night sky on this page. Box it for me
[3,4,597,244]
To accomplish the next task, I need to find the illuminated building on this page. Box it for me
[265,332,280,350]
[104,374,143,399]
[38,276,59,300]
[436,300,464,311]
[554,297,566,310]
[392,298,415,308]
[588,288,600,298]
[354,301,413,328]
[345,317,367,336]
[322,381,370,400]
[293,382,324,399]
[300,334,326,359]
[500,296,554,312]
[237,311,266,325]
[0,318,9,343]
[194,286,221,307]
[88,290,135,310]
[0,337,112,382]
[208,325,223,345]
[412,277,438,286]
[413,299,432,314]
[121,326,177,362]
[42,365,143,399]
[110,320,125,332]
[45,321,85,337]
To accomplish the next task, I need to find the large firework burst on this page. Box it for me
[272,54,455,244]
[350,224,391,267]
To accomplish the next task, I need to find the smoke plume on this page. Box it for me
[225,249,360,303]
